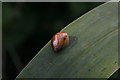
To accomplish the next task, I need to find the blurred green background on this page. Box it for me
[3,2,119,79]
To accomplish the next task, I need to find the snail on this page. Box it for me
[51,32,69,51]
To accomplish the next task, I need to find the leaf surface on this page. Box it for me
[17,2,119,78]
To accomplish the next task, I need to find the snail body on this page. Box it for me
[51,32,69,51]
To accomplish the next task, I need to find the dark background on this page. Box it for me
[2,2,119,79]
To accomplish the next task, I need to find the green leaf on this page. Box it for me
[17,2,119,78]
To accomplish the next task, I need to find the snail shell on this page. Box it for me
[51,32,69,51]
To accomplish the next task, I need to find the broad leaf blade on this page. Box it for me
[17,2,118,78]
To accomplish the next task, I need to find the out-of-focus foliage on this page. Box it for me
[0,2,2,80]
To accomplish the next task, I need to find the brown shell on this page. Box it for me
[51,32,69,51]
